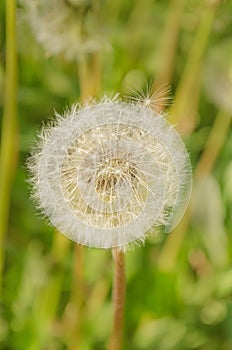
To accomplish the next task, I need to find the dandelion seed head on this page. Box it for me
[28,98,192,249]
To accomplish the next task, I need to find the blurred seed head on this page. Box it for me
[20,0,108,60]
[28,96,192,250]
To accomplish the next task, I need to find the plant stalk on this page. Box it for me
[158,110,231,271]
[169,1,218,133]
[0,0,18,295]
[153,0,185,93]
[195,110,231,177]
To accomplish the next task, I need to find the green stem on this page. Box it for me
[124,0,155,56]
[158,110,231,271]
[169,1,218,133]
[77,52,102,100]
[89,52,102,98]
[154,0,185,90]
[157,208,190,271]
[34,233,70,348]
[157,2,222,269]
[195,110,231,177]
[77,55,91,101]
[0,0,18,295]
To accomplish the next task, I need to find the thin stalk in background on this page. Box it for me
[33,233,70,348]
[158,110,231,271]
[77,52,102,100]
[195,111,231,177]
[169,0,220,134]
[0,0,18,295]
[124,0,154,58]
[157,1,221,271]
[108,249,126,350]
[77,55,92,101]
[89,52,102,98]
[153,0,185,109]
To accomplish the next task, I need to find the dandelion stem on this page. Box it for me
[0,0,17,295]
[108,249,125,350]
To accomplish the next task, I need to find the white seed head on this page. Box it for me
[20,0,108,60]
[28,97,192,249]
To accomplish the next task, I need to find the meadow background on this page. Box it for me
[0,0,232,349]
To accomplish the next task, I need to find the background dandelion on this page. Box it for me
[19,0,108,60]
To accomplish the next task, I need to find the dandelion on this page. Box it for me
[28,96,192,250]
[19,0,108,60]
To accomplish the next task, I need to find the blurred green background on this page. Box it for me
[0,0,232,349]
